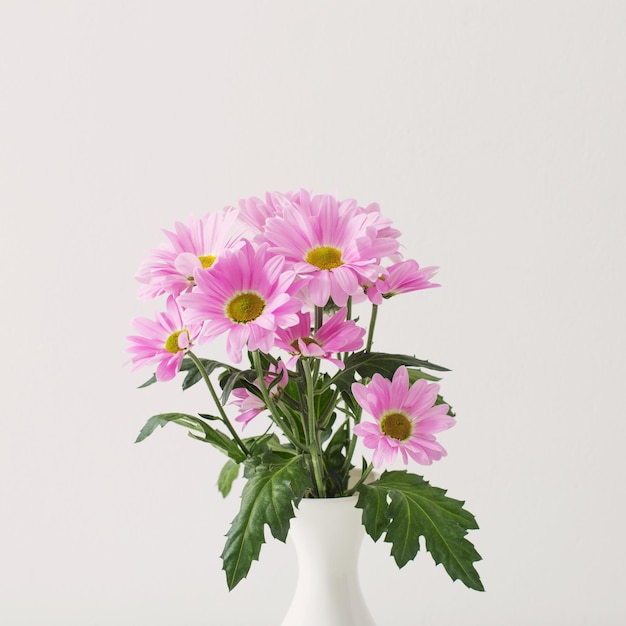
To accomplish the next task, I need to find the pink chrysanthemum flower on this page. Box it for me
[238,191,303,235]
[135,207,241,299]
[125,296,200,382]
[349,201,403,263]
[275,309,366,369]
[240,190,402,264]
[230,362,289,428]
[365,259,440,305]
[352,366,455,467]
[262,196,397,307]
[178,241,302,363]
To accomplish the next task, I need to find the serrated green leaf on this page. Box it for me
[218,460,241,498]
[221,456,311,590]
[357,470,483,591]
[356,484,390,541]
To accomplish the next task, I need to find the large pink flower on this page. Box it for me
[125,296,201,382]
[230,361,289,428]
[275,309,365,369]
[352,366,455,467]
[178,241,302,363]
[365,259,440,305]
[135,207,241,299]
[262,195,397,307]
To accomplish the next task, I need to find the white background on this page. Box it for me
[1,1,625,625]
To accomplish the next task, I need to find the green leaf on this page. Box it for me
[340,388,360,416]
[179,356,229,373]
[179,356,232,390]
[436,394,456,417]
[323,420,350,496]
[135,413,245,463]
[198,412,221,421]
[356,470,483,591]
[138,374,157,388]
[243,432,282,456]
[219,368,256,404]
[134,413,195,443]
[356,482,390,541]
[221,456,311,590]
[187,424,247,463]
[407,368,442,383]
[332,352,449,392]
[218,460,241,498]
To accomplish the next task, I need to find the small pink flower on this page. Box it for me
[365,259,440,305]
[352,366,455,467]
[178,241,302,363]
[238,191,303,235]
[351,201,403,263]
[125,297,201,382]
[275,309,365,369]
[231,362,289,428]
[135,207,241,299]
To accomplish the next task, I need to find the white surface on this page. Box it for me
[1,1,625,625]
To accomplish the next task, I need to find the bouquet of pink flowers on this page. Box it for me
[127,190,483,591]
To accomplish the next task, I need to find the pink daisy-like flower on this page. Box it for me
[352,366,455,467]
[230,362,289,428]
[126,296,201,382]
[178,241,302,363]
[238,190,303,235]
[262,196,397,307]
[349,201,403,263]
[275,309,365,369]
[135,206,241,299]
[365,259,440,305]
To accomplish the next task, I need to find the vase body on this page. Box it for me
[281,495,377,626]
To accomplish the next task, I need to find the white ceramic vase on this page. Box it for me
[281,495,377,626]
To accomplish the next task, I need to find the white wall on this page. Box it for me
[1,1,625,624]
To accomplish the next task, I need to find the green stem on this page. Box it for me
[302,359,326,497]
[251,351,303,451]
[187,351,250,457]
[365,303,378,352]
[314,306,323,332]
[319,388,340,430]
[342,296,353,364]
[341,398,363,475]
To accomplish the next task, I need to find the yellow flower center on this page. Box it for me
[306,246,343,270]
[227,292,266,323]
[164,330,189,354]
[290,336,319,352]
[198,254,217,269]
[380,412,412,441]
